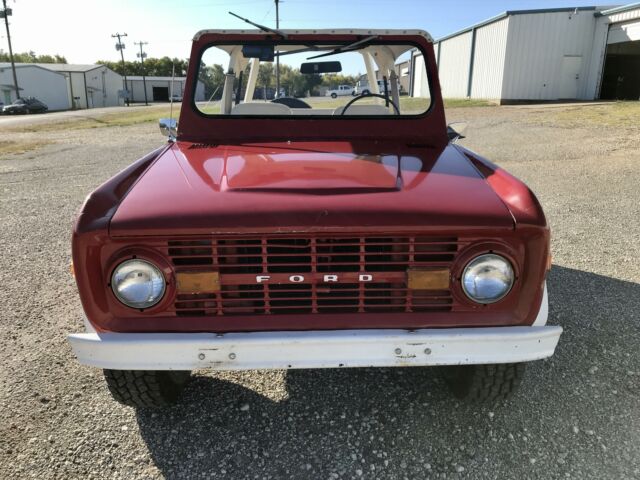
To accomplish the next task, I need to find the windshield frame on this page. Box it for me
[178,32,446,145]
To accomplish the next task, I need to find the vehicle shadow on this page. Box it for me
[135,265,640,479]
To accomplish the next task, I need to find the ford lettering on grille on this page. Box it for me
[256,274,374,283]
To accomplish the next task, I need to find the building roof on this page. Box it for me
[126,76,187,81]
[596,2,640,15]
[435,5,617,43]
[32,63,106,72]
[0,63,68,75]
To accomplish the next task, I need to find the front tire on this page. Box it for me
[444,363,526,403]
[331,93,337,99]
[103,369,191,408]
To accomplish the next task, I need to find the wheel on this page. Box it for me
[331,93,337,99]
[362,89,370,95]
[444,363,526,403]
[103,369,191,408]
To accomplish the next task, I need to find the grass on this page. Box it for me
[5,96,495,135]
[0,140,51,157]
[199,96,491,114]
[540,101,640,128]
[443,98,494,108]
[7,106,182,133]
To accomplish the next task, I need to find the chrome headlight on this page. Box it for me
[111,259,166,309]
[462,254,514,304]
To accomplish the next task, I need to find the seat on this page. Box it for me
[332,105,392,116]
[230,102,291,115]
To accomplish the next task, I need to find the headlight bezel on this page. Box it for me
[106,250,173,312]
[110,258,166,309]
[452,243,520,307]
[461,253,515,304]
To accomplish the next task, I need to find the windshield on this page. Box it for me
[194,40,431,117]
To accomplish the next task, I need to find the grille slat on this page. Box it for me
[169,235,459,316]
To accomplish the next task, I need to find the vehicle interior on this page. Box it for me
[196,38,431,117]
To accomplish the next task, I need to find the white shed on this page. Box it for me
[414,3,640,102]
[124,76,206,103]
[0,63,70,110]
[35,64,123,109]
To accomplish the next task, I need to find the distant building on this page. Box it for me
[0,63,70,110]
[35,64,123,109]
[125,76,206,103]
[412,3,640,102]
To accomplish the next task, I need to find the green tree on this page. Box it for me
[0,50,67,63]
[199,63,225,99]
[96,57,189,76]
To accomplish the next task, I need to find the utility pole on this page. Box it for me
[1,0,19,99]
[135,41,148,105]
[112,32,129,106]
[275,0,280,98]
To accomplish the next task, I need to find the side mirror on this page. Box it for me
[159,118,177,140]
[447,122,468,142]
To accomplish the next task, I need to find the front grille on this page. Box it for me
[168,235,459,316]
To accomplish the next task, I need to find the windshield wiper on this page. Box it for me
[228,11,288,39]
[306,35,378,60]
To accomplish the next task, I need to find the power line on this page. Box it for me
[1,0,19,99]
[135,41,149,105]
[112,32,129,106]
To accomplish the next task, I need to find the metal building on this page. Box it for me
[35,64,123,109]
[124,76,206,103]
[0,63,71,110]
[411,3,640,102]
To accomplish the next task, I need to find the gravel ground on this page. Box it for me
[1,104,639,479]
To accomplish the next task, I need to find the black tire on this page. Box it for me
[331,93,337,99]
[362,89,370,95]
[444,363,526,403]
[103,369,191,408]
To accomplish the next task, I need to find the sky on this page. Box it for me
[1,0,617,66]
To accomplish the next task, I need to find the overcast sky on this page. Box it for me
[2,0,610,64]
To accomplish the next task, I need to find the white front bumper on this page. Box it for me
[68,325,562,370]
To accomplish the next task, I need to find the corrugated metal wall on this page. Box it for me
[436,31,473,98]
[412,53,429,97]
[470,17,510,99]
[501,11,597,100]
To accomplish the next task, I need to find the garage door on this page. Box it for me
[608,20,640,44]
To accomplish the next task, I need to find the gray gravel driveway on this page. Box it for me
[0,104,638,479]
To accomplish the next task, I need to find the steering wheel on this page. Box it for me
[340,92,400,116]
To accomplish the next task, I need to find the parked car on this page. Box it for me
[354,79,399,96]
[68,29,561,409]
[170,94,183,102]
[326,84,354,98]
[2,97,48,114]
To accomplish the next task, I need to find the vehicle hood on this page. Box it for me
[110,141,514,236]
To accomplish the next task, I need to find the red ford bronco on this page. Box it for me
[69,28,561,408]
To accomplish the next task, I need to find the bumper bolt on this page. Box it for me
[424,348,432,355]
[229,353,236,360]
[394,348,402,355]
[198,353,205,360]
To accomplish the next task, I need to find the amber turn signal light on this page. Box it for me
[408,268,450,290]
[176,271,220,294]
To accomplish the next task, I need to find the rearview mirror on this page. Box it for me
[242,45,275,61]
[159,118,177,140]
[300,61,342,74]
